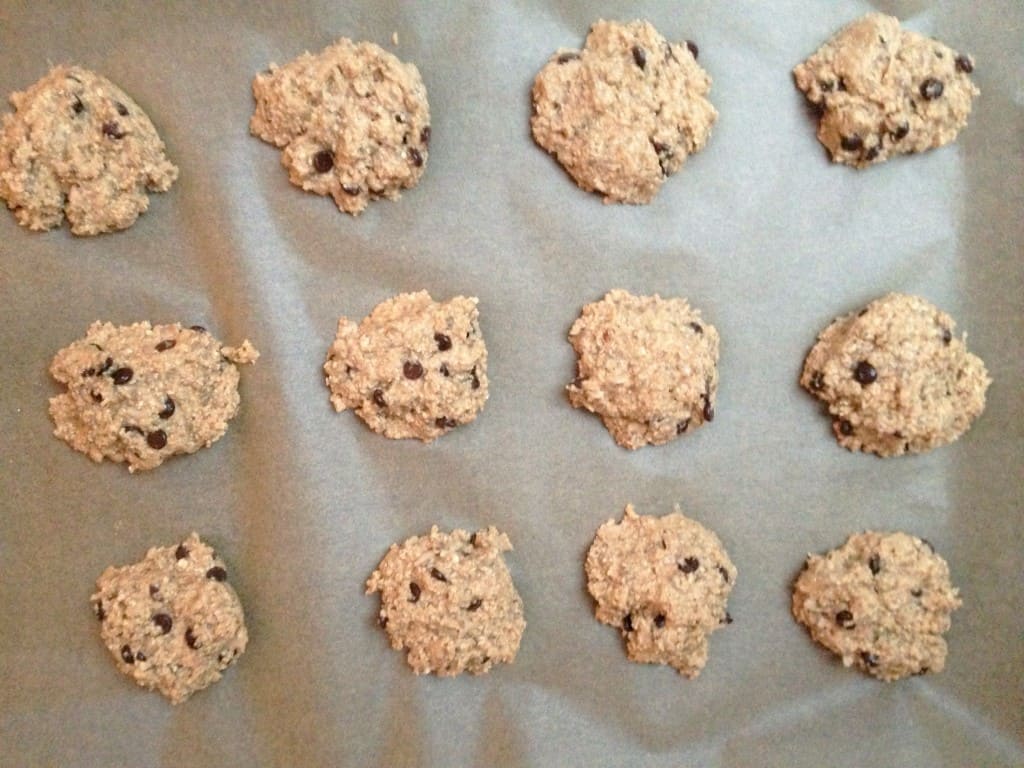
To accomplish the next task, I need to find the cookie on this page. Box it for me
[793,13,979,167]
[91,533,248,703]
[792,531,961,681]
[801,293,990,456]
[0,65,178,234]
[531,19,716,204]
[567,289,719,449]
[49,322,259,471]
[324,291,488,441]
[366,526,526,676]
[585,504,736,677]
[251,38,430,215]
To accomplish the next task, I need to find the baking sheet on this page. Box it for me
[1,1,1021,766]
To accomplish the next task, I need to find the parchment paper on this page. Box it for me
[1,1,1021,766]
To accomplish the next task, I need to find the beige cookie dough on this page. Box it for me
[49,321,258,471]
[0,65,178,234]
[586,504,736,677]
[251,38,430,215]
[531,19,716,203]
[91,533,248,703]
[567,289,719,449]
[801,293,990,456]
[792,531,961,681]
[366,526,526,676]
[793,13,979,167]
[324,291,488,441]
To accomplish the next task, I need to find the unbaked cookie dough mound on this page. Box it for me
[792,531,961,681]
[793,13,979,167]
[531,19,716,203]
[91,533,248,703]
[49,321,259,471]
[366,526,526,676]
[324,291,488,441]
[567,289,719,449]
[586,504,736,677]
[251,38,430,215]
[0,65,178,234]
[801,293,990,457]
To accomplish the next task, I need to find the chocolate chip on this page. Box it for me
[123,425,144,436]
[206,566,227,581]
[72,96,84,114]
[690,322,703,334]
[102,121,125,139]
[341,184,361,196]
[97,357,113,375]
[722,612,734,625]
[135,651,147,662]
[146,430,167,450]
[115,102,128,116]
[893,123,910,141]
[409,582,421,602]
[312,149,334,173]
[185,628,200,649]
[91,391,103,403]
[155,339,176,352]
[372,389,387,408]
[703,400,715,422]
[430,567,447,582]
[190,325,207,333]
[408,147,423,167]
[860,651,879,667]
[865,146,880,161]
[120,645,134,664]
[841,135,863,152]
[651,139,669,155]
[623,614,634,632]
[686,40,699,59]
[149,584,160,598]
[556,52,580,64]
[112,367,133,385]
[467,598,483,612]
[955,55,974,74]
[911,588,923,598]
[435,417,457,429]
[439,364,450,377]
[420,126,431,145]
[809,371,825,391]
[837,77,848,91]
[153,613,173,634]
[158,396,175,419]
[868,554,881,575]
[854,361,877,385]
[839,420,854,436]
[469,532,479,547]
[679,557,699,574]
[654,613,666,628]
[175,544,189,560]
[471,368,481,390]
[434,332,452,351]
[920,78,944,100]
[95,602,105,621]
[835,609,855,628]
[403,361,423,380]
[395,113,405,124]
[717,565,730,583]
[676,419,690,435]
[81,367,96,377]
[942,328,952,345]
[632,46,647,69]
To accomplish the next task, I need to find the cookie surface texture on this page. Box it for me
[251,38,430,215]
[91,533,248,703]
[801,293,989,456]
[585,504,736,677]
[366,526,526,676]
[0,65,178,234]
[793,13,979,167]
[324,291,488,441]
[792,531,961,681]
[567,289,719,449]
[531,19,716,203]
[49,322,259,471]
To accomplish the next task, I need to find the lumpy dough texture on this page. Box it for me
[567,289,719,449]
[251,38,430,215]
[91,533,248,703]
[0,65,178,234]
[792,531,961,681]
[793,13,979,167]
[324,292,488,441]
[49,321,258,471]
[366,526,526,676]
[531,19,716,203]
[800,293,989,457]
[586,504,736,677]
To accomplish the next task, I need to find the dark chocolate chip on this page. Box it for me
[632,46,647,69]
[185,628,199,649]
[469,532,479,547]
[420,126,431,145]
[471,367,481,390]
[102,121,125,139]
[717,565,730,583]
[690,322,703,334]
[115,102,128,116]
[955,55,974,74]
[372,389,387,408]
[835,609,855,628]
[409,582,421,602]
[434,332,452,351]
[654,613,666,628]
[81,367,96,377]
[942,328,952,345]
[865,146,880,161]
[409,147,423,167]
[860,651,879,667]
[72,96,84,114]
[97,357,113,375]
[868,554,881,575]
[175,544,189,560]
[312,149,334,173]
[920,78,944,100]
[155,339,176,352]
[430,567,447,582]
[91,391,103,403]
[809,372,825,391]
[841,135,863,152]
[403,361,423,380]
[395,113,405,123]
[686,40,699,59]
[158,396,175,419]
[95,602,105,621]
[703,400,715,422]
[839,420,854,436]
[556,52,580,64]
[854,361,877,385]
[123,425,144,436]
[135,650,147,662]
[893,123,910,141]
[341,184,361,196]
[467,598,483,612]
[679,557,699,574]
[206,566,227,581]
[121,645,135,664]
[153,613,173,634]
[440,364,450,377]
[149,584,160,598]
[190,325,207,333]
[911,588,923,598]
[676,419,690,435]
[723,612,734,625]
[623,614,634,632]
[146,430,167,450]
[112,367,133,385]
[435,417,457,429]
[916,666,931,676]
